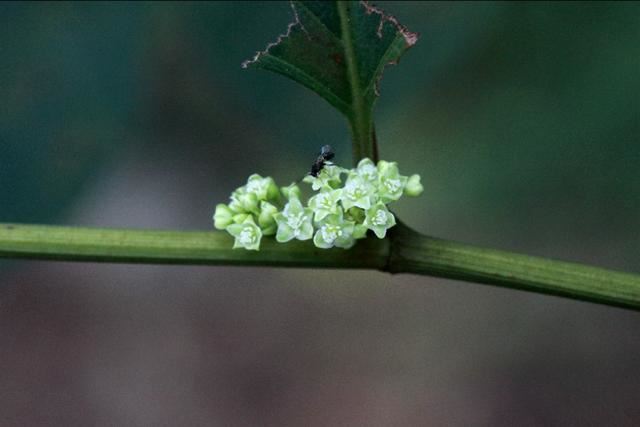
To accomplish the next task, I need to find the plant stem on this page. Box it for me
[0,223,388,269]
[337,0,376,164]
[389,223,640,310]
[0,222,639,311]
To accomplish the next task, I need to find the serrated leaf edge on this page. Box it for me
[241,2,303,69]
[360,1,419,97]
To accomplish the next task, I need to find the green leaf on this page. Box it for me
[243,0,418,163]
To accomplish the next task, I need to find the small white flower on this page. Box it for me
[246,179,266,195]
[303,164,345,191]
[273,197,314,242]
[356,158,378,183]
[341,176,375,210]
[308,189,342,222]
[377,161,408,203]
[286,212,309,236]
[226,217,262,250]
[245,174,278,201]
[312,209,356,249]
[372,209,388,226]
[320,224,340,243]
[363,202,396,239]
[238,227,257,245]
[383,178,402,193]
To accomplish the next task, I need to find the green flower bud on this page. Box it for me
[232,213,250,224]
[363,202,396,239]
[262,224,277,236]
[353,224,368,239]
[228,188,245,213]
[281,183,301,200]
[258,201,279,236]
[404,174,423,197]
[265,177,280,201]
[376,160,394,175]
[226,216,262,251]
[213,203,234,230]
[238,192,259,214]
[345,207,365,224]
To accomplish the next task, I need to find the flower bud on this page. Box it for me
[258,201,278,234]
[261,224,277,236]
[232,213,250,224]
[353,224,368,239]
[346,207,365,223]
[238,192,259,213]
[265,177,280,201]
[228,189,245,213]
[404,174,423,197]
[376,160,397,176]
[281,183,301,200]
[213,204,233,230]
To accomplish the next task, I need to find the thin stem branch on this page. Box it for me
[0,222,638,311]
[337,0,375,164]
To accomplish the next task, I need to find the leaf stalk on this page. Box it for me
[337,0,377,164]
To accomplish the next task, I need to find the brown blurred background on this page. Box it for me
[1,2,639,425]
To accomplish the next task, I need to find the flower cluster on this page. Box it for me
[214,159,423,250]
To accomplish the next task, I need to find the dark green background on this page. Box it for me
[1,2,638,425]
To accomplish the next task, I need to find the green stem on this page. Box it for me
[0,223,388,269]
[0,222,639,311]
[337,0,375,164]
[389,223,640,310]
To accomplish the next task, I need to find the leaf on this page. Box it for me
[243,0,418,162]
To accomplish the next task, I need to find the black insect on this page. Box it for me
[310,145,335,177]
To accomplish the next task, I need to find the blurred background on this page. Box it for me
[1,1,639,425]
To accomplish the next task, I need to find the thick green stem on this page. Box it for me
[0,223,388,269]
[0,222,639,311]
[389,223,640,310]
[337,0,376,164]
